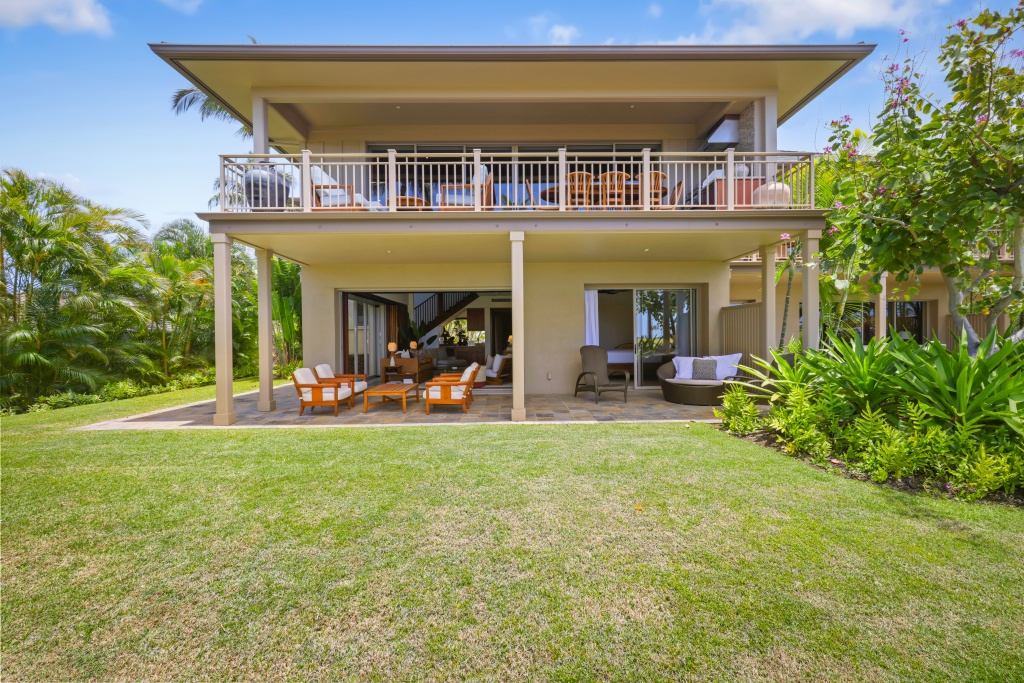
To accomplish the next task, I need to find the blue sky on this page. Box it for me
[0,0,1014,231]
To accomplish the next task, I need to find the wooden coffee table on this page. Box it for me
[363,382,420,413]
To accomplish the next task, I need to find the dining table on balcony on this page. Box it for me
[538,182,668,206]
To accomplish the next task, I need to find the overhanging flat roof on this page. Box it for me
[151,43,874,145]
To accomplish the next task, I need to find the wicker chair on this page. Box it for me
[656,362,724,406]
[574,345,630,403]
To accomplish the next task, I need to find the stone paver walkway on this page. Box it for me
[79,384,717,430]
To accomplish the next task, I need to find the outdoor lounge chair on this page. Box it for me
[292,367,353,416]
[313,364,368,406]
[485,354,511,385]
[425,363,479,414]
[438,166,493,210]
[574,345,629,403]
[656,362,725,406]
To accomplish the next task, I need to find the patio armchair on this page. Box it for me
[313,364,367,406]
[574,345,630,403]
[566,171,594,209]
[598,171,630,208]
[425,363,479,414]
[485,354,511,385]
[292,367,353,416]
[634,171,668,208]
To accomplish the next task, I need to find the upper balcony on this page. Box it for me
[218,148,819,214]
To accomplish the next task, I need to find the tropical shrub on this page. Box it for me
[745,331,1024,499]
[714,384,760,435]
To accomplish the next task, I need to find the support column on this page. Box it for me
[760,244,776,358]
[763,94,778,153]
[256,248,276,412]
[510,231,526,422]
[252,96,269,155]
[802,231,821,351]
[212,233,236,426]
[875,272,888,340]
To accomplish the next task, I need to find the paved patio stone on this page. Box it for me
[78,384,718,430]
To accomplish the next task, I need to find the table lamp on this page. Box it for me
[388,341,398,366]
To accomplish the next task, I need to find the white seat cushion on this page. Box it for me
[460,364,478,383]
[491,355,507,373]
[309,166,350,207]
[300,385,352,402]
[351,381,368,394]
[485,369,498,378]
[427,386,466,400]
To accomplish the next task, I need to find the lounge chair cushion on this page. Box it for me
[491,354,507,373]
[672,356,700,380]
[309,166,350,207]
[427,385,466,400]
[293,367,317,385]
[460,364,478,383]
[691,358,719,381]
[314,363,335,379]
[706,353,743,380]
[300,386,352,402]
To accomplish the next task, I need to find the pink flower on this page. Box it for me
[841,114,852,124]
[827,226,839,235]
[823,145,833,154]
[955,19,967,29]
[834,201,845,210]
[877,185,887,195]
[1010,49,1024,59]
[977,114,989,123]
[780,233,791,240]
[898,29,907,36]
[887,63,899,74]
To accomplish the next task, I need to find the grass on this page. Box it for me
[3,383,1023,682]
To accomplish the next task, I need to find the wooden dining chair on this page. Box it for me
[634,171,668,209]
[598,171,630,209]
[566,171,594,209]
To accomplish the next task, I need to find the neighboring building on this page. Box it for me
[152,43,874,424]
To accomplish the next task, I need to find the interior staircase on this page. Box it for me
[414,292,479,333]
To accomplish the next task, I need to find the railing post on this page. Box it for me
[642,148,651,211]
[725,148,735,210]
[473,148,482,211]
[388,149,398,212]
[301,150,312,212]
[219,156,227,211]
[558,148,567,211]
[808,154,816,208]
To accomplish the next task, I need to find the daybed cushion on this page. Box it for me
[672,356,700,379]
[664,378,723,387]
[706,353,743,380]
[427,386,466,400]
[309,166,350,207]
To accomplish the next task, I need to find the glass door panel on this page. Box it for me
[634,289,697,387]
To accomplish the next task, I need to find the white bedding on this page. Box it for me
[606,349,635,364]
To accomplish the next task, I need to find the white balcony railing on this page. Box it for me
[219,149,818,213]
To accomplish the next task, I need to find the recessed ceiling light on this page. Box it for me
[643,248,650,252]
[630,105,635,109]
[386,250,393,253]
[396,105,401,109]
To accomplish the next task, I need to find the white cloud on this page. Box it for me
[657,0,947,44]
[648,4,663,19]
[157,0,203,12]
[0,0,111,36]
[528,13,580,45]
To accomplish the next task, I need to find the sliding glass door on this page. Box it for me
[634,289,698,387]
[347,297,386,377]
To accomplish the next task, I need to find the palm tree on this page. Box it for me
[170,35,257,139]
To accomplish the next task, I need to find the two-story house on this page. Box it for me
[152,43,874,424]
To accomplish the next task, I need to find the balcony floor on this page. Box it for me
[78,384,717,430]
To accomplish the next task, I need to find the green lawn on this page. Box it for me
[3,384,1023,682]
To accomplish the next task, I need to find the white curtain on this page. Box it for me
[584,289,600,346]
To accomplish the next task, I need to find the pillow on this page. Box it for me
[691,358,718,381]
[399,350,411,359]
[706,353,743,380]
[491,354,506,373]
[672,356,700,380]
[485,355,494,370]
[459,364,477,383]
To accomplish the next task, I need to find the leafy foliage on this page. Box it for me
[713,384,760,435]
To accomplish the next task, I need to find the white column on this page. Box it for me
[256,248,276,412]
[763,94,778,153]
[252,96,269,155]
[802,231,821,351]
[760,244,776,358]
[510,231,526,422]
[212,233,236,425]
[875,272,888,340]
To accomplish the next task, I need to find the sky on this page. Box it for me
[0,0,1016,232]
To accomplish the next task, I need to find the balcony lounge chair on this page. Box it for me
[437,165,493,210]
[313,364,368,407]
[598,170,630,208]
[574,345,630,403]
[425,363,479,414]
[292,367,352,416]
